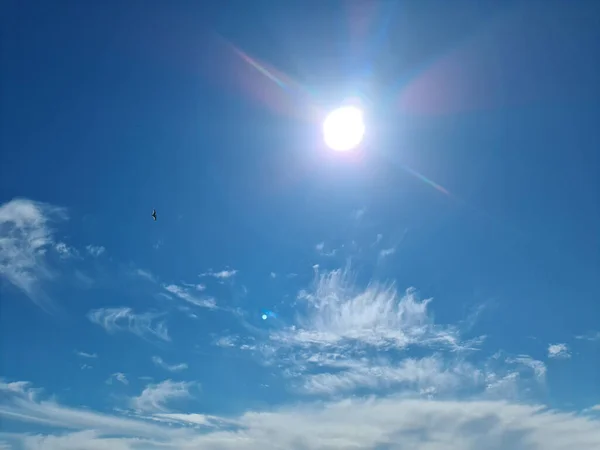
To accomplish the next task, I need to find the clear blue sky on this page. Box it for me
[1,1,600,449]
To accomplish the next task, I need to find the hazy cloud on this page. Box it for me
[75,351,97,359]
[88,308,170,342]
[163,284,216,309]
[0,198,66,308]
[152,356,188,373]
[85,245,105,257]
[130,380,194,414]
[548,343,571,359]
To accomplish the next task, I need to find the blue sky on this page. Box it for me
[1,1,600,448]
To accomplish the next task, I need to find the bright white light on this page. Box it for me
[262,314,268,320]
[322,106,365,152]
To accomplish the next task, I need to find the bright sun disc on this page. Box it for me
[322,106,365,152]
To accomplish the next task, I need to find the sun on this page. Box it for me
[322,106,365,152]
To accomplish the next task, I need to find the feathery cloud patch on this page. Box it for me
[135,268,156,283]
[85,244,105,257]
[199,269,238,279]
[106,373,129,385]
[54,242,78,259]
[576,331,600,342]
[75,351,97,359]
[163,284,216,309]
[214,268,507,399]
[548,343,571,359]
[0,198,66,307]
[379,247,396,258]
[88,308,170,342]
[274,269,466,351]
[152,356,188,372]
[130,380,195,414]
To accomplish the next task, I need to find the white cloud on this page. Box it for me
[106,373,129,385]
[506,355,547,380]
[353,208,366,220]
[85,244,105,257]
[240,268,489,398]
[301,356,478,396]
[152,356,188,372]
[88,308,170,342]
[576,331,600,342]
[379,247,396,258]
[135,268,156,283]
[0,198,66,307]
[75,351,97,359]
[372,233,383,246]
[315,242,337,257]
[273,269,465,351]
[55,242,78,259]
[548,343,571,359]
[199,269,238,279]
[74,269,94,287]
[130,380,194,414]
[270,272,277,278]
[12,430,156,450]
[80,364,93,370]
[163,284,216,309]
[0,379,183,441]
[215,336,237,347]
[2,379,600,449]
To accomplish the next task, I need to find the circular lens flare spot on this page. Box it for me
[322,106,365,152]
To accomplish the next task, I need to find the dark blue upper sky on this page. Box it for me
[1,1,600,449]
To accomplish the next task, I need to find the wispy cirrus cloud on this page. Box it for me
[2,378,600,449]
[135,268,156,283]
[315,241,337,257]
[106,373,129,385]
[87,307,170,342]
[130,380,195,414]
[505,355,547,380]
[217,267,523,399]
[0,198,67,308]
[163,284,216,309]
[85,244,105,257]
[152,356,188,372]
[379,247,396,258]
[576,331,600,342]
[54,242,79,259]
[0,379,183,441]
[274,269,467,351]
[75,351,97,359]
[300,355,478,396]
[548,343,571,359]
[199,269,238,279]
[214,336,237,347]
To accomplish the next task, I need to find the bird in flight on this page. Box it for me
[151,209,157,221]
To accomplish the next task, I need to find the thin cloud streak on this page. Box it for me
[152,356,188,372]
[88,308,171,342]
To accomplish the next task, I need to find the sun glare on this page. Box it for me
[322,106,365,152]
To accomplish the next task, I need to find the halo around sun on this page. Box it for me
[322,106,365,152]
